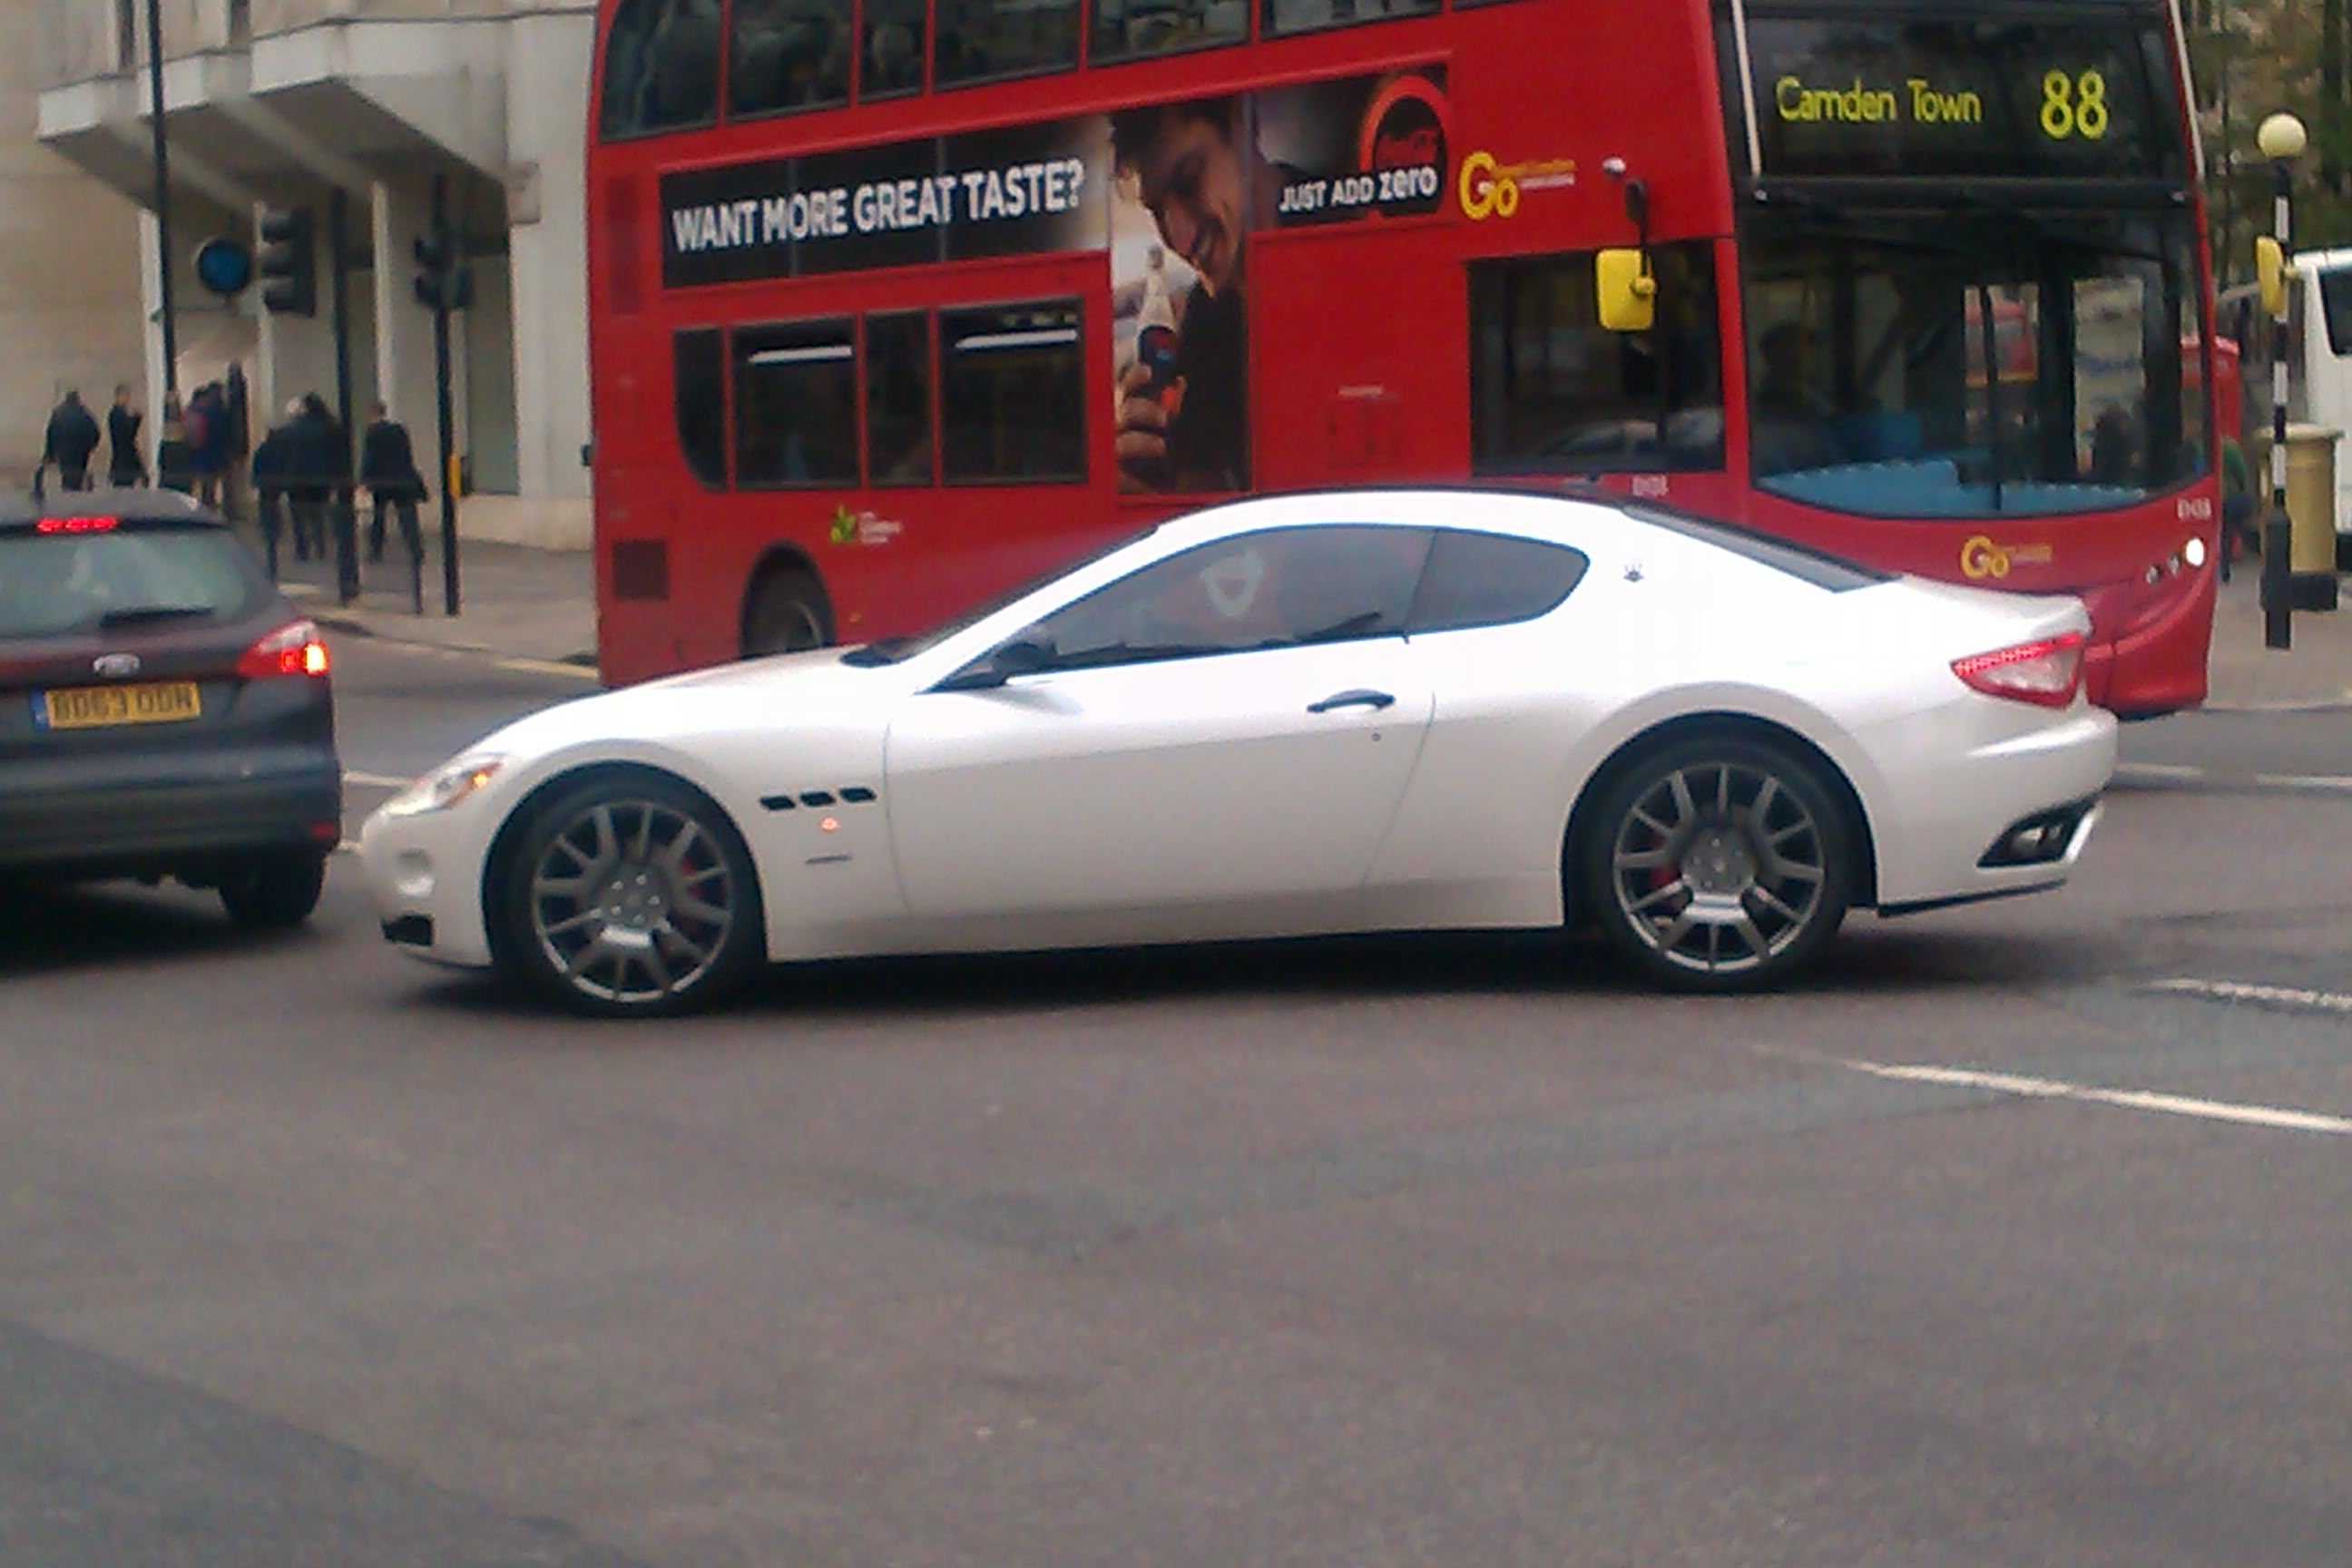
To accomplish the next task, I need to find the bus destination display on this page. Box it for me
[1736,17,2182,181]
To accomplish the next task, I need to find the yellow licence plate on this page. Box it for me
[39,681,202,730]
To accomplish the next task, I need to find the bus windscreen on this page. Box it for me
[1730,14,2185,183]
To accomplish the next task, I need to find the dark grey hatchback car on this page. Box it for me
[0,490,340,927]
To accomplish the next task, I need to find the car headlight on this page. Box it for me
[380,756,507,818]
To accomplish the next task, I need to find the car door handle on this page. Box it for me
[1308,688,1396,714]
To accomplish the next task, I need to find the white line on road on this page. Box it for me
[2148,976,2352,1014]
[343,769,409,789]
[1835,1056,2352,1135]
[2253,773,2352,792]
[2113,762,2207,782]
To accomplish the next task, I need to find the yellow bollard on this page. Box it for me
[2286,424,2342,610]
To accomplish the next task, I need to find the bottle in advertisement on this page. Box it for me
[1137,244,1180,402]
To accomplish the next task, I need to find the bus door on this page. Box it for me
[1248,225,1464,489]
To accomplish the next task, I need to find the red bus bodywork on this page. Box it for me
[585,0,2220,713]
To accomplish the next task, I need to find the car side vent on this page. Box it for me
[799,791,836,808]
[759,795,798,812]
[840,787,876,803]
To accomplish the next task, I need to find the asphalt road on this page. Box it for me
[5,638,2351,1567]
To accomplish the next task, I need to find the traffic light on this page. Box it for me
[412,228,472,312]
[256,207,315,316]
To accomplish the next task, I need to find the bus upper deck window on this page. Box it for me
[729,0,850,116]
[935,0,1079,87]
[1093,0,1245,64]
[600,0,720,139]
[862,0,925,97]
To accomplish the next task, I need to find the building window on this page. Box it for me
[734,319,858,487]
[935,0,1079,88]
[1469,245,1725,475]
[673,328,726,488]
[939,301,1085,484]
[862,0,926,97]
[729,0,850,116]
[1263,0,1434,39]
[867,313,934,486]
[1093,0,1247,64]
[599,0,721,140]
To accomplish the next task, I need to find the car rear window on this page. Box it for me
[1619,501,1890,592]
[0,525,270,639]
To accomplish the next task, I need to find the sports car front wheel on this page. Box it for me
[1579,733,1856,992]
[493,774,763,1017]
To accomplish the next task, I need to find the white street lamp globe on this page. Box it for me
[2258,113,2309,162]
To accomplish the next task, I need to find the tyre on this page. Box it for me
[1576,731,1857,992]
[219,849,327,931]
[742,565,830,658]
[491,773,763,1018]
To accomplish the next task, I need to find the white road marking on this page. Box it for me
[2148,976,2352,1014]
[1836,1056,2352,1135]
[2253,773,2352,793]
[2113,762,2206,782]
[343,769,409,789]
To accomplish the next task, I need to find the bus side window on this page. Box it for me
[734,319,860,487]
[938,301,1086,484]
[862,0,925,97]
[673,328,727,488]
[1264,0,1434,39]
[867,312,935,486]
[1094,0,1246,64]
[936,0,1079,86]
[599,0,720,139]
[1467,246,1726,475]
[729,0,851,116]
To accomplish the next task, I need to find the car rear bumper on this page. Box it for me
[1864,704,2118,910]
[0,751,341,877]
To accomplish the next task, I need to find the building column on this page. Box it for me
[504,9,594,534]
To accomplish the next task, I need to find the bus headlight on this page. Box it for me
[2183,535,2209,570]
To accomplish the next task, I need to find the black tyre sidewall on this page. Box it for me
[492,774,764,1019]
[743,569,829,658]
[1578,733,1856,993]
[219,848,327,930]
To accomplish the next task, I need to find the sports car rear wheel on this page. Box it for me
[1581,733,1854,992]
[495,775,762,1017]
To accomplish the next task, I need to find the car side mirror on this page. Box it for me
[942,631,1056,691]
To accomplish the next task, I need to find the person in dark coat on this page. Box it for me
[358,402,426,564]
[281,394,348,564]
[249,398,295,558]
[40,391,102,492]
[106,386,146,487]
[154,396,194,494]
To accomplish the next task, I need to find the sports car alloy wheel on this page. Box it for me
[1587,738,1852,989]
[525,795,742,1010]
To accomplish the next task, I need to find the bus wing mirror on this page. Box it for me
[2257,236,2288,320]
[1596,249,1657,333]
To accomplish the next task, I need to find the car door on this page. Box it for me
[886,524,1436,925]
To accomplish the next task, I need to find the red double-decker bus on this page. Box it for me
[586,0,2220,713]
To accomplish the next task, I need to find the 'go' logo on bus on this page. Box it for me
[2039,69,2110,141]
[1961,534,2055,580]
[1458,152,1520,220]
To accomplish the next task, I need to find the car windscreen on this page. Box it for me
[0,525,270,639]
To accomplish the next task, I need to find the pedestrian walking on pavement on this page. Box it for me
[39,389,102,494]
[249,399,294,559]
[106,386,146,488]
[187,381,230,507]
[359,401,426,564]
[155,397,194,495]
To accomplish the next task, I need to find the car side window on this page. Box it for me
[1406,530,1591,634]
[1034,525,1432,671]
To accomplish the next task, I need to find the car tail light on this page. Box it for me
[36,514,118,534]
[1952,632,2085,708]
[237,620,330,680]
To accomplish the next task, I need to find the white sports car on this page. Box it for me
[361,488,2117,1015]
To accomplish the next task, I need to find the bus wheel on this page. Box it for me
[742,565,831,658]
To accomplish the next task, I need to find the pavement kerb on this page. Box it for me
[306,607,603,681]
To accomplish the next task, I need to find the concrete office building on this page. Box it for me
[3,7,144,488]
[34,0,597,547]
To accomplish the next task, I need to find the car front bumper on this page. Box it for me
[358,800,500,967]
